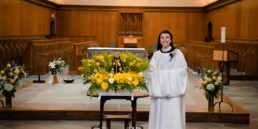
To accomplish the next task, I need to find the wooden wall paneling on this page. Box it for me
[187,12,205,42]
[142,12,159,53]
[90,11,118,47]
[250,0,258,39]
[205,0,258,40]
[230,3,242,38]
[0,0,54,36]
[239,0,251,38]
[56,10,118,47]
[142,11,205,53]
[175,13,188,45]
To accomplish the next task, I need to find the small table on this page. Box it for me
[87,92,148,129]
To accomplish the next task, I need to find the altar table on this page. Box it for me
[87,92,148,129]
[87,47,147,59]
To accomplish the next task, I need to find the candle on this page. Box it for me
[51,13,55,18]
[221,27,226,43]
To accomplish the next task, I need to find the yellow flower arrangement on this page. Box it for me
[199,67,222,100]
[78,52,149,96]
[0,62,27,98]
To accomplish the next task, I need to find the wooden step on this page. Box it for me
[103,114,132,120]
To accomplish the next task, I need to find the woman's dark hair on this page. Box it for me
[157,30,174,51]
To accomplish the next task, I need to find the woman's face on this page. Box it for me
[160,33,171,49]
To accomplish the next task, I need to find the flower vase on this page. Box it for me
[207,94,214,112]
[51,69,59,84]
[52,75,59,84]
[5,95,12,109]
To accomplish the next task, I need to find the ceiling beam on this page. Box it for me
[26,0,58,9]
[204,0,240,11]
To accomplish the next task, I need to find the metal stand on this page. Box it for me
[214,43,234,112]
[33,74,45,83]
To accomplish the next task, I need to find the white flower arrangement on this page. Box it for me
[48,58,66,74]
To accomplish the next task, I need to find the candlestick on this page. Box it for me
[51,13,55,19]
[221,27,226,43]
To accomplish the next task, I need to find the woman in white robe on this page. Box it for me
[148,30,188,129]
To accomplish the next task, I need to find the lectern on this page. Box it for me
[213,50,238,111]
[213,50,238,85]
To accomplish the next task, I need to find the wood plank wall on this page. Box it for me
[56,7,205,52]
[56,10,118,47]
[205,0,258,40]
[143,12,205,50]
[0,0,54,36]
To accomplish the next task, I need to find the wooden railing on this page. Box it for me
[24,38,73,74]
[69,41,99,74]
[1,37,100,75]
[185,41,216,72]
[185,40,258,75]
[53,35,96,43]
[0,36,44,67]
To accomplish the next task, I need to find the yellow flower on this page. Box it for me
[0,70,4,74]
[81,59,87,64]
[10,79,15,84]
[212,76,217,80]
[114,74,121,81]
[9,72,13,76]
[94,69,98,73]
[7,63,11,68]
[202,80,207,86]
[208,78,212,82]
[97,55,105,62]
[214,81,220,86]
[101,82,108,90]
[119,80,124,83]
[14,69,20,75]
[127,77,133,81]
[127,81,132,85]
[96,62,100,66]
[96,78,103,84]
[133,79,139,86]
[2,76,6,81]
[122,54,128,59]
